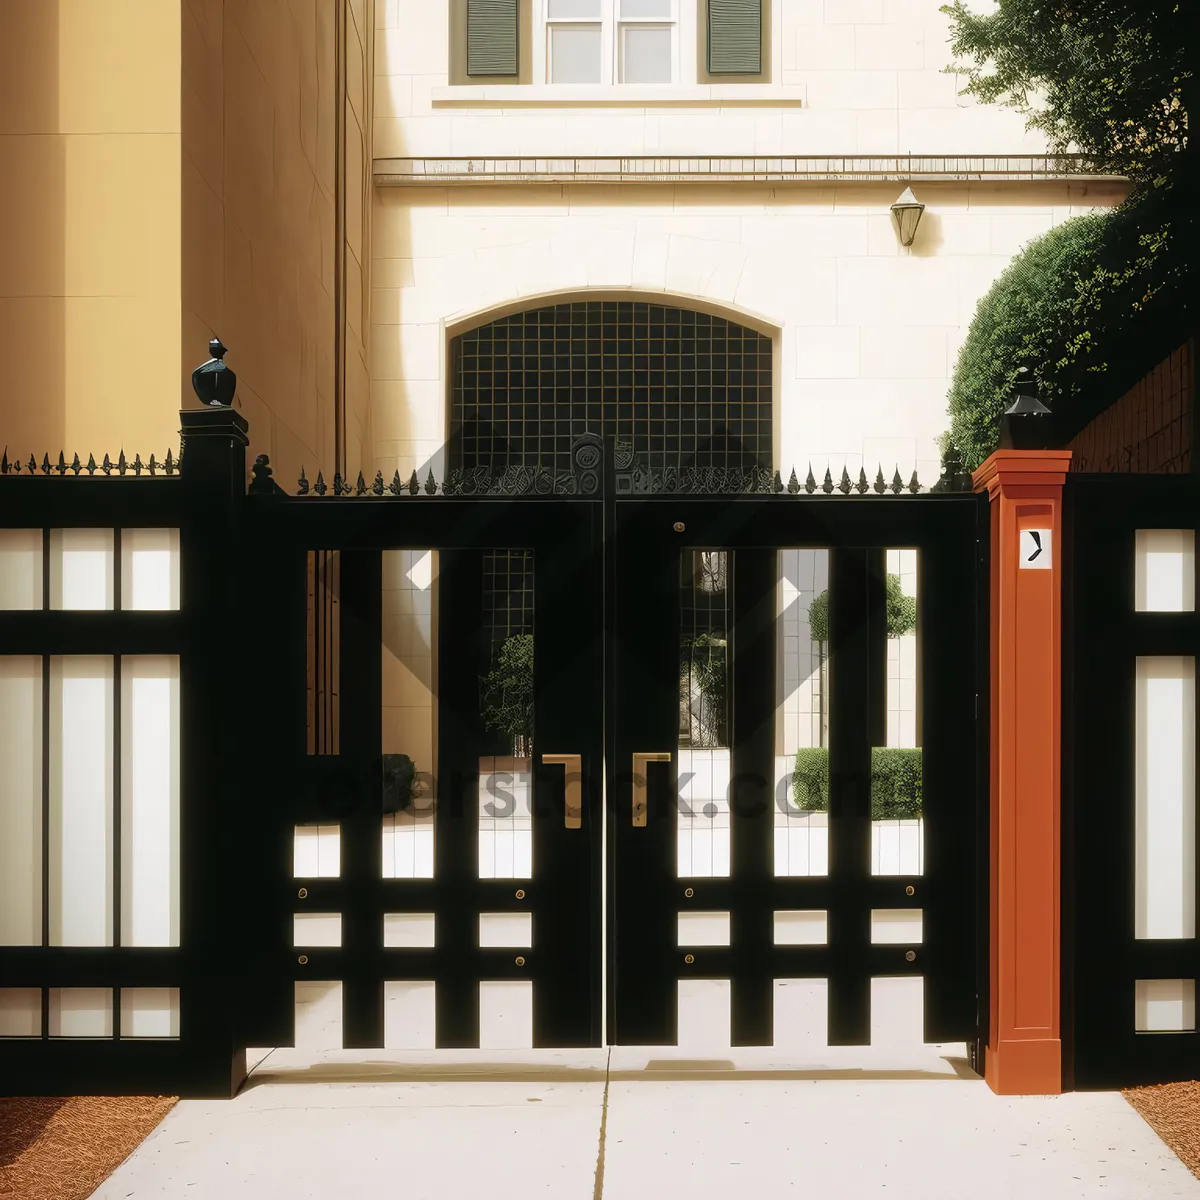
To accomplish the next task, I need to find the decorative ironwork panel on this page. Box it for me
[450,302,773,478]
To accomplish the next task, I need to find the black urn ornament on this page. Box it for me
[191,338,237,408]
[998,367,1055,451]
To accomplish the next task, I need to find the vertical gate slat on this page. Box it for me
[339,550,384,1050]
[729,548,775,1046]
[826,548,872,1046]
[435,548,485,1048]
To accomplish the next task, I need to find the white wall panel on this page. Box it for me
[677,979,730,1050]
[49,657,113,947]
[677,911,731,947]
[49,988,112,1037]
[1135,530,1195,613]
[121,656,180,947]
[121,528,180,610]
[121,987,180,1038]
[50,529,113,610]
[294,981,344,1049]
[1135,657,1196,941]
[384,980,436,1048]
[384,913,436,947]
[0,658,42,945]
[1135,979,1196,1033]
[294,825,342,878]
[479,912,533,948]
[0,530,43,609]
[0,989,42,1037]
[479,980,533,1049]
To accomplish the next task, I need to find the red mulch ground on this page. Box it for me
[0,1096,176,1199]
[1125,1082,1200,1179]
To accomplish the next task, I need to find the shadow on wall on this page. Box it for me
[183,0,343,495]
[370,72,425,489]
[0,1,65,455]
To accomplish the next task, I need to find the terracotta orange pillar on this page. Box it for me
[972,449,1072,1095]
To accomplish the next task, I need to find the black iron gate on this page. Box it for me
[607,466,984,1049]
[237,463,606,1052]
[0,410,987,1089]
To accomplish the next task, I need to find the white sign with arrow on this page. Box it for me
[1020,528,1052,570]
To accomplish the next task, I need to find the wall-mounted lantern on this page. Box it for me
[890,187,926,247]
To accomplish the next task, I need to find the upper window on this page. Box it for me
[544,0,677,85]
[460,0,767,86]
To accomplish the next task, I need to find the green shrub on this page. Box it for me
[791,747,923,819]
[870,748,924,821]
[945,183,1196,471]
[946,213,1107,471]
[791,747,829,812]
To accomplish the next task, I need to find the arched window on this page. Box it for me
[450,300,773,474]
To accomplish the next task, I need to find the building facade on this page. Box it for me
[369,0,1127,493]
[0,0,1129,496]
[7,2,1181,1092]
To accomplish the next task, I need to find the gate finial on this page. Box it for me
[191,338,237,408]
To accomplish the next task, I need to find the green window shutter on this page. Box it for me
[467,0,519,77]
[707,0,762,75]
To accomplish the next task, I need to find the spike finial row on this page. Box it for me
[0,448,178,477]
[289,461,926,497]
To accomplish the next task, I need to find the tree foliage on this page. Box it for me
[807,574,916,644]
[940,2,1197,468]
[479,634,534,754]
[680,632,727,748]
[941,1,1194,184]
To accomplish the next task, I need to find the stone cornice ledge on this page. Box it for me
[431,84,805,106]
[972,450,1073,499]
[374,155,1124,187]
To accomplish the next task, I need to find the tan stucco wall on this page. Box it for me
[343,0,373,481]
[183,0,345,489]
[0,0,181,462]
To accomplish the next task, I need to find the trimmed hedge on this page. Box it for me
[791,747,923,820]
[945,181,1197,471]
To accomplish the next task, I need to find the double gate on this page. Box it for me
[235,437,985,1056]
[0,410,988,1094]
[9,406,1200,1095]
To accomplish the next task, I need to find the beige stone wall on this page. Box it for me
[183,0,344,490]
[0,1,181,462]
[369,0,1130,482]
[369,179,1129,485]
[375,0,1048,157]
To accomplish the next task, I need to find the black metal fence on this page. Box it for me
[1064,474,1200,1089]
[0,408,250,1095]
[5,403,1197,1096]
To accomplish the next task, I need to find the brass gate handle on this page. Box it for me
[542,754,582,829]
[632,752,671,827]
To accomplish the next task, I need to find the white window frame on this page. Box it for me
[537,0,682,86]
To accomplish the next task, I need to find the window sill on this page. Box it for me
[431,84,804,107]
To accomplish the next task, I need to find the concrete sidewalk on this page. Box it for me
[91,1047,1200,1199]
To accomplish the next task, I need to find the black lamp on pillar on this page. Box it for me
[998,367,1056,450]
